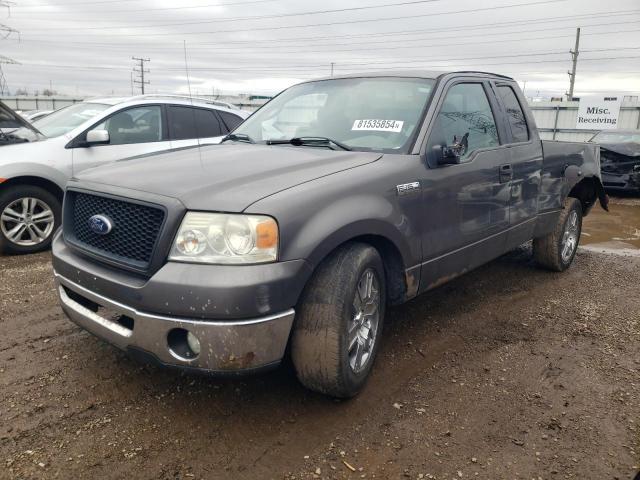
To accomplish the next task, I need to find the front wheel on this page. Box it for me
[291,242,386,398]
[0,185,61,255]
[533,197,582,272]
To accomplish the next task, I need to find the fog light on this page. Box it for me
[187,331,201,356]
[167,328,200,360]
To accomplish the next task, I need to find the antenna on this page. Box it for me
[183,41,193,101]
[183,40,202,160]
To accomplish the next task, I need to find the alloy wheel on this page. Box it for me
[348,268,381,374]
[0,197,55,246]
[561,210,579,263]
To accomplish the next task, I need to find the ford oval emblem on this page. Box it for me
[88,214,113,235]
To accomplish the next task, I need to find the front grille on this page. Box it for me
[68,192,165,270]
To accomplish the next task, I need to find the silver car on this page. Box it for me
[0,95,250,254]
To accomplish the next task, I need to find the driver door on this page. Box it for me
[71,105,171,174]
[419,81,511,291]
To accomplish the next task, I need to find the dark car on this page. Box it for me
[590,129,640,193]
[51,71,608,397]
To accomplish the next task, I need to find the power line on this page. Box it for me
[10,9,640,48]
[22,0,568,37]
[14,0,473,31]
[12,54,640,75]
[201,27,640,56]
[13,17,640,53]
[12,9,639,48]
[14,0,276,12]
[16,0,438,20]
[5,29,639,76]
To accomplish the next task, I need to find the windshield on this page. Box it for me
[234,77,435,153]
[591,131,640,143]
[33,102,110,138]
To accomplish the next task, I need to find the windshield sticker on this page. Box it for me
[352,119,404,132]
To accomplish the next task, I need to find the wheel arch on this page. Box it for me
[567,175,608,216]
[300,224,415,307]
[0,175,64,204]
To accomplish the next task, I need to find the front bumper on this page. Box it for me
[52,230,312,320]
[55,272,295,373]
[601,171,640,192]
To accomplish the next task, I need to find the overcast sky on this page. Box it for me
[1,0,639,98]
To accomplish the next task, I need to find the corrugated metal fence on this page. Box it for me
[1,96,82,111]
[529,101,640,142]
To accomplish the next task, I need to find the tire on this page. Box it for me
[533,197,582,272]
[0,185,61,255]
[291,242,386,398]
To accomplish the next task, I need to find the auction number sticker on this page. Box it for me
[352,119,404,132]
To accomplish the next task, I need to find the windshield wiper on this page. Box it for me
[220,133,255,144]
[266,136,352,151]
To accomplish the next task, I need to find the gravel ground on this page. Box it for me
[1,238,639,479]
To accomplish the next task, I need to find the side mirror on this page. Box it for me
[436,133,469,165]
[85,129,110,146]
[438,144,462,165]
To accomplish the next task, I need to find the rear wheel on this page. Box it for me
[291,242,386,398]
[533,197,582,272]
[0,185,61,254]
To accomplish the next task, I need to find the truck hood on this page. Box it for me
[75,143,382,212]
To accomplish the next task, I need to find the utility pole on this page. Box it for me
[132,56,150,94]
[0,1,15,16]
[0,5,19,96]
[330,62,335,77]
[0,54,18,96]
[567,27,580,101]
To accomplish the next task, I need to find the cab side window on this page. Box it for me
[94,106,163,145]
[428,83,499,161]
[497,85,529,143]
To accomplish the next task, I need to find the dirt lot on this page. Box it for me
[1,200,639,480]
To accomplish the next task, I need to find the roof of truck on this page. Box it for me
[310,70,514,82]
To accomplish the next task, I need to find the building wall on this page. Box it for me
[528,101,640,141]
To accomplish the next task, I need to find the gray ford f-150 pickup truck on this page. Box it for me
[52,71,608,397]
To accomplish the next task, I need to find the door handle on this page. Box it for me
[499,164,513,183]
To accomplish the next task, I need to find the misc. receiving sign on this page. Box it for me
[576,95,623,130]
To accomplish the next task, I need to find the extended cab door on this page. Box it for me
[493,82,543,248]
[419,80,511,292]
[70,105,172,174]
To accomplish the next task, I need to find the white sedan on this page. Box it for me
[0,95,250,254]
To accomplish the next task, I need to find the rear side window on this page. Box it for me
[168,106,224,140]
[497,85,529,143]
[218,110,244,131]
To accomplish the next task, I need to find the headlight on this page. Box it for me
[168,212,278,264]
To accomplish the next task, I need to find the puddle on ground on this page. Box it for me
[581,200,640,255]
